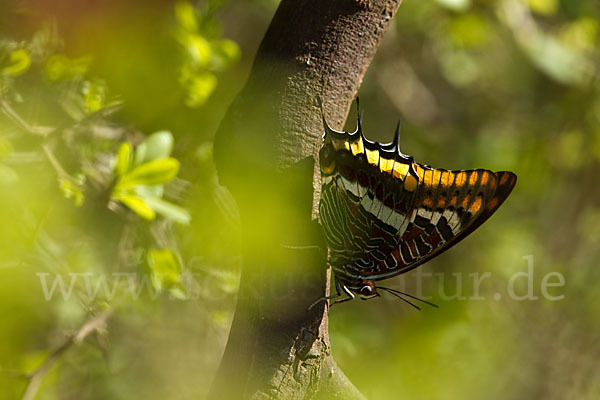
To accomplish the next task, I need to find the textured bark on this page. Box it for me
[210,1,402,399]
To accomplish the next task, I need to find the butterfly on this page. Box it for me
[318,100,517,308]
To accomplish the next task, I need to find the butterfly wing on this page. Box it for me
[369,166,517,280]
[318,112,517,285]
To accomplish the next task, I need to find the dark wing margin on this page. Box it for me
[371,170,517,279]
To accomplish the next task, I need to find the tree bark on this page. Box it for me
[210,1,402,398]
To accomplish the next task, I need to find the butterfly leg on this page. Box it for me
[330,280,355,306]
[307,277,354,310]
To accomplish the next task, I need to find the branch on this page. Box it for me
[209,1,402,399]
[0,96,54,137]
[20,309,112,400]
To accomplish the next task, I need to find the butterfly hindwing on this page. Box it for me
[370,168,516,279]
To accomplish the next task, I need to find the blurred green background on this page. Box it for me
[1,0,599,399]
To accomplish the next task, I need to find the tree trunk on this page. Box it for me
[210,1,403,398]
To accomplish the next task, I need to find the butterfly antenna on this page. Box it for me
[378,286,439,309]
[377,287,421,310]
[280,244,321,250]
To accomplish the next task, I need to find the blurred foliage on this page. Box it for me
[1,0,599,399]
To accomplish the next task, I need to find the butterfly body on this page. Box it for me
[318,105,517,303]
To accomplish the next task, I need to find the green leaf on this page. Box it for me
[2,49,31,77]
[135,131,174,165]
[186,34,212,67]
[210,39,241,70]
[185,72,217,108]
[82,79,107,113]
[59,178,84,206]
[115,142,133,177]
[44,54,90,82]
[147,248,186,298]
[116,194,156,220]
[134,184,164,199]
[144,196,191,224]
[117,158,180,189]
[175,1,199,33]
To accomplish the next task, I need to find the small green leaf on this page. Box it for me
[185,72,217,108]
[175,1,199,33]
[147,248,186,298]
[137,131,174,163]
[44,54,90,81]
[117,158,180,189]
[115,142,133,177]
[2,49,31,77]
[59,178,84,206]
[144,196,191,224]
[116,194,156,220]
[210,39,241,70]
[134,184,164,199]
[82,79,107,113]
[186,35,212,67]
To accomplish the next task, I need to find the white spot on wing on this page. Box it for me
[360,194,374,213]
[387,211,405,230]
[341,176,359,197]
[370,196,385,218]
[357,184,368,197]
[417,208,433,220]
[430,211,442,226]
[447,212,461,233]
[378,204,394,225]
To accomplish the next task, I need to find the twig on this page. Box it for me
[20,309,112,400]
[41,143,81,187]
[0,97,54,137]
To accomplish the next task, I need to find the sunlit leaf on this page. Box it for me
[210,39,241,70]
[115,142,133,177]
[135,131,174,165]
[82,79,106,113]
[175,1,199,33]
[134,184,164,199]
[117,158,180,189]
[185,72,217,107]
[44,54,90,81]
[143,196,191,224]
[186,35,212,67]
[115,194,156,220]
[59,178,84,206]
[147,248,186,299]
[2,49,31,77]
